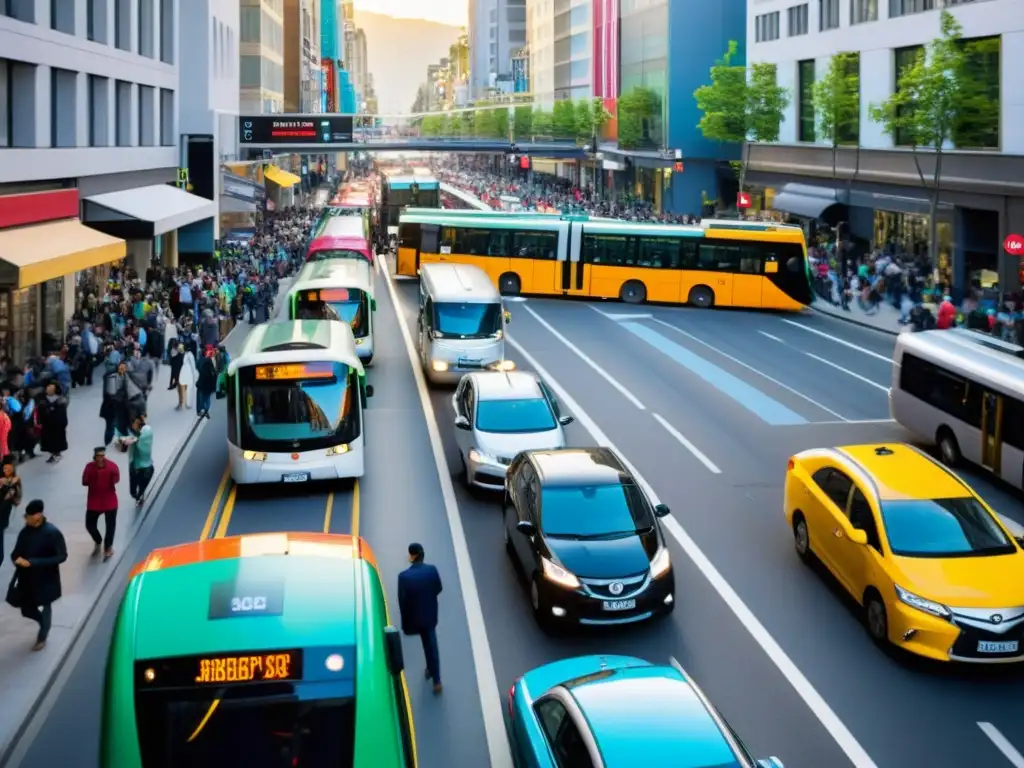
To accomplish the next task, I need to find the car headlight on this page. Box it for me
[541,556,580,590]
[650,546,671,578]
[354,337,365,346]
[242,450,267,461]
[431,359,449,372]
[469,448,498,466]
[895,584,952,620]
[327,444,350,456]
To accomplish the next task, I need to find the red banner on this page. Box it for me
[0,189,79,230]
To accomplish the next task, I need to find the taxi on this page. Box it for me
[507,655,783,768]
[785,443,1024,662]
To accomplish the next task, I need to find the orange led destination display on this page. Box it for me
[254,362,334,381]
[137,649,303,689]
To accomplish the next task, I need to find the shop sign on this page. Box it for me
[1004,233,1023,256]
[737,191,752,209]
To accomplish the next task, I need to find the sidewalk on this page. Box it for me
[810,296,908,335]
[0,296,288,757]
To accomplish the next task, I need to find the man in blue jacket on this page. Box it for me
[397,542,443,694]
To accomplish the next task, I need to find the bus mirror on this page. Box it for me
[365,384,374,398]
[384,626,405,676]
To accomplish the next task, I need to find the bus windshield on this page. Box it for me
[295,293,369,337]
[239,362,360,451]
[135,690,354,767]
[433,302,502,339]
[308,249,369,263]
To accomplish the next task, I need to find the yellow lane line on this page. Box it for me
[213,485,237,538]
[323,492,335,534]
[351,479,360,540]
[199,469,231,540]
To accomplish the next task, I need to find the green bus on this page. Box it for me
[103,532,417,767]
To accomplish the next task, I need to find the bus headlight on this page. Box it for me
[243,451,268,461]
[327,444,350,456]
[354,337,365,346]
[431,359,449,372]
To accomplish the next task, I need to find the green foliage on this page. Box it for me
[574,100,595,143]
[532,107,553,137]
[591,98,611,136]
[814,52,861,146]
[617,86,658,149]
[747,63,789,143]
[420,115,440,136]
[551,100,577,139]
[513,106,533,140]
[694,41,748,144]
[494,107,509,140]
[473,107,496,137]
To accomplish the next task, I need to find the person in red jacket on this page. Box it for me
[936,295,957,330]
[82,446,120,561]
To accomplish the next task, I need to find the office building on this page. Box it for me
[240,0,285,114]
[470,0,526,97]
[283,0,322,113]
[527,0,554,104]
[552,0,591,100]
[350,26,368,107]
[0,0,216,363]
[746,0,1022,296]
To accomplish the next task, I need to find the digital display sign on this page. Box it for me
[239,116,353,145]
[137,650,303,689]
[315,289,353,302]
[208,579,284,619]
[254,362,334,381]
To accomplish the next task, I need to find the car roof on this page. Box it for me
[833,444,972,501]
[471,371,542,400]
[569,668,744,768]
[529,447,630,487]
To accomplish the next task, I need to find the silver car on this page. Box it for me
[452,371,574,490]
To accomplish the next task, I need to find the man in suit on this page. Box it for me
[397,542,443,694]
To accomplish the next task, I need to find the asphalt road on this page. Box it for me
[9,253,1024,768]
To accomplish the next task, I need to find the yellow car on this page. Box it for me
[785,443,1024,662]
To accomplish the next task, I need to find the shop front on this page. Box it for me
[262,165,302,210]
[220,170,265,236]
[0,188,126,363]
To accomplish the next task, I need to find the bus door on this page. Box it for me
[560,222,590,296]
[731,252,764,308]
[981,390,1004,475]
[396,222,419,277]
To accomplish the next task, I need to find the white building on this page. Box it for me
[746,0,1024,298]
[470,0,527,97]
[0,0,216,362]
[527,0,555,105]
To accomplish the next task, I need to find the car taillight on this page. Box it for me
[787,459,795,471]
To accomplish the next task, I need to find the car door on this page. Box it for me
[533,696,597,768]
[808,468,854,580]
[513,465,540,570]
[538,380,568,431]
[834,486,885,601]
[453,378,473,458]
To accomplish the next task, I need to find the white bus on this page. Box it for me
[286,259,377,364]
[890,328,1024,489]
[226,320,373,484]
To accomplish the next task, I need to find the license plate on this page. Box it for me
[978,640,1019,653]
[602,599,636,612]
[457,357,481,368]
[282,472,310,483]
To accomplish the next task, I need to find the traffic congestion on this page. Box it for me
[6,163,1024,768]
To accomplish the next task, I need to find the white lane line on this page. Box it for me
[759,331,784,342]
[587,304,654,321]
[376,257,513,768]
[654,320,848,422]
[805,353,890,392]
[505,334,878,768]
[780,319,893,362]
[793,419,897,426]
[520,303,646,410]
[651,413,722,473]
[979,723,1024,767]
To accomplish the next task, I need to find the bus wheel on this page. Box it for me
[620,280,647,304]
[688,286,715,308]
[937,428,961,467]
[499,273,521,296]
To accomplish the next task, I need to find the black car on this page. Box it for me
[502,447,674,631]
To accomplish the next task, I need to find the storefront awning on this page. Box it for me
[770,183,846,220]
[0,219,126,289]
[264,166,301,188]
[82,184,216,240]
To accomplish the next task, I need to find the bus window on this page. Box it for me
[453,228,492,256]
[1004,398,1024,450]
[697,243,742,272]
[420,224,440,253]
[398,223,420,248]
[636,237,682,269]
[295,292,370,337]
[512,231,558,260]
[582,234,635,266]
[899,353,982,428]
[226,375,238,445]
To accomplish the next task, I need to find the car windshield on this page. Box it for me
[881,497,1017,558]
[294,294,369,337]
[434,302,501,339]
[476,398,556,433]
[540,484,655,538]
[308,249,368,263]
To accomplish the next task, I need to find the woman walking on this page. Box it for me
[0,459,22,565]
[37,383,69,464]
[177,342,197,411]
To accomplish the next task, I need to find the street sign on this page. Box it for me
[1004,233,1024,256]
[239,115,354,145]
[176,168,189,189]
[737,191,752,209]
[673,161,684,173]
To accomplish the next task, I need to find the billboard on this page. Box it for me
[321,58,336,112]
[511,52,529,94]
[239,116,354,145]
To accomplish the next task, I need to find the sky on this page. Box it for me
[353,0,466,27]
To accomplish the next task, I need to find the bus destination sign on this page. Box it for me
[239,115,354,145]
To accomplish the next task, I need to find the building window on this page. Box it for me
[851,0,878,22]
[261,9,282,54]
[1,0,34,22]
[138,0,154,57]
[893,45,921,146]
[889,0,936,16]
[240,7,260,42]
[115,0,131,51]
[50,68,78,148]
[159,87,174,145]
[0,59,9,148]
[240,55,261,88]
[115,79,131,145]
[138,85,154,145]
[1,58,37,148]
[87,0,108,42]
[798,59,815,142]
[755,12,780,42]
[837,53,860,145]
[954,35,1000,149]
[787,4,808,35]
[88,74,109,146]
[50,0,75,33]
[820,0,841,29]
[159,0,174,63]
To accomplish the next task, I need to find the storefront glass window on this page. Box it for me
[0,291,10,366]
[873,209,954,292]
[11,286,38,365]
[41,277,64,355]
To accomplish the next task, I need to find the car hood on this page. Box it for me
[891,550,1024,608]
[547,531,656,580]
[430,338,503,364]
[476,428,564,461]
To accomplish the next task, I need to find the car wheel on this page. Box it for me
[864,591,889,646]
[499,272,522,296]
[688,285,715,308]
[503,517,514,555]
[937,428,961,467]
[792,512,811,562]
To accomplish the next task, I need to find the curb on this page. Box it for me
[809,302,901,336]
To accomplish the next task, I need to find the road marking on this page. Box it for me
[779,319,893,362]
[805,353,890,392]
[323,491,335,534]
[651,413,721,473]
[505,335,879,768]
[351,480,361,539]
[200,468,231,540]
[214,485,237,538]
[979,723,1024,767]
[758,331,784,343]
[587,305,653,321]
[656,320,847,421]
[520,303,646,410]
[796,419,897,426]
[377,256,513,768]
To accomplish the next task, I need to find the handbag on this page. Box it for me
[5,571,21,609]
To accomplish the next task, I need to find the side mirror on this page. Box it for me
[364,384,374,398]
[654,503,670,518]
[848,528,868,546]
[516,520,535,537]
[503,310,512,324]
[454,415,471,430]
[558,415,574,426]
[384,626,405,676]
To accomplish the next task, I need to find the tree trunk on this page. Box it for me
[929,148,944,292]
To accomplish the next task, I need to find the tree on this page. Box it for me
[494,106,510,140]
[694,40,789,191]
[617,86,657,150]
[458,110,475,136]
[869,10,972,268]
[551,100,577,139]
[532,108,553,137]
[591,98,611,139]
[513,106,533,141]
[812,51,860,184]
[420,115,440,136]
[437,113,452,137]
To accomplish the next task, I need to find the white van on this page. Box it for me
[418,263,512,385]
[286,259,377,364]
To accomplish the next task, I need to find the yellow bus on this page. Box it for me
[396,213,812,311]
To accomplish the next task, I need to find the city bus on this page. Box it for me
[890,328,1024,489]
[225,320,372,484]
[103,532,417,767]
[307,214,372,264]
[395,212,811,310]
[380,174,440,236]
[287,259,377,364]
